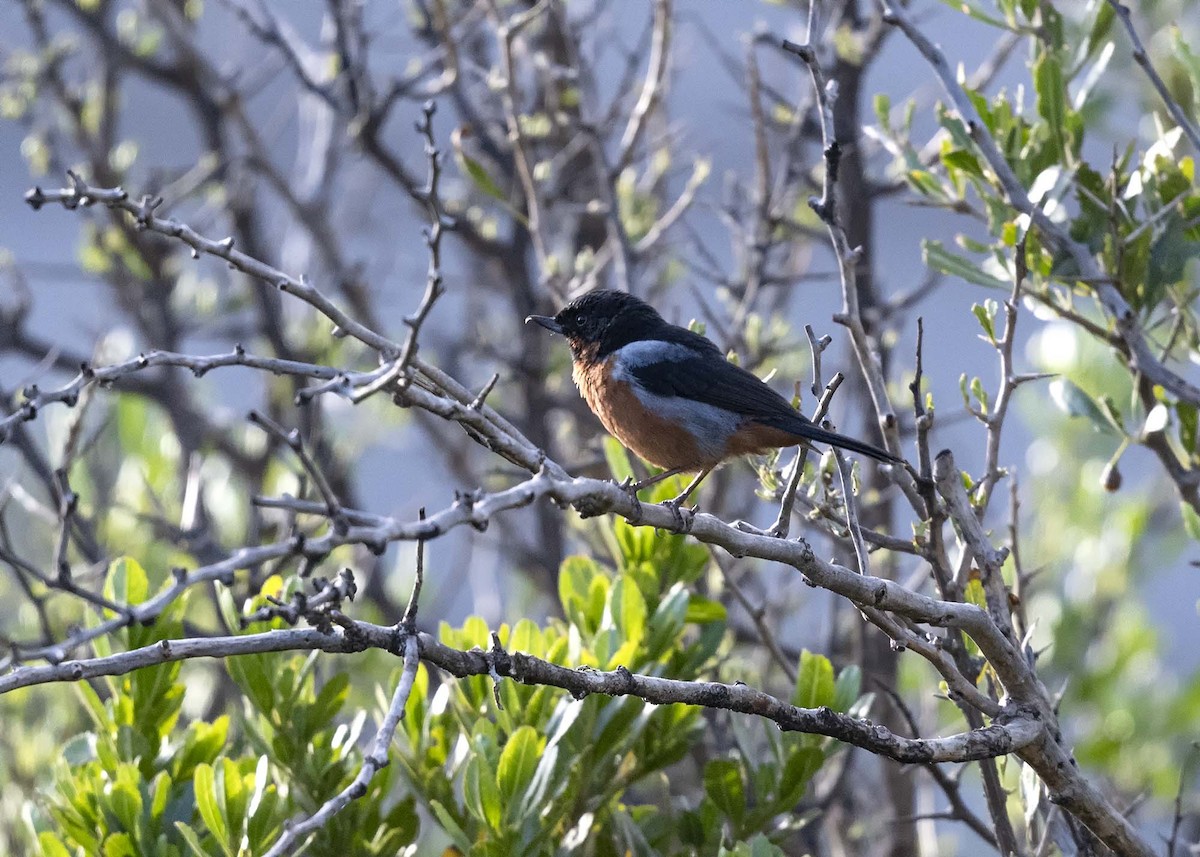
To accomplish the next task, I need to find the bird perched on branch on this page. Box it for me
[526,289,901,514]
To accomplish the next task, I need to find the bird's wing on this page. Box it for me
[621,340,799,422]
[621,338,901,464]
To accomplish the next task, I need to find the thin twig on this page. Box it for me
[351,102,455,404]
[249,411,349,535]
[262,633,421,857]
[769,370,844,538]
[1105,1,1200,155]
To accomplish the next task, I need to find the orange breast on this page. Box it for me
[574,356,709,471]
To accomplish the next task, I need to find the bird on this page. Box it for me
[526,289,902,513]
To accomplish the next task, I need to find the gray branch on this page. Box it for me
[0,622,1040,766]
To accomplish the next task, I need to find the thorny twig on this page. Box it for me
[351,101,455,404]
[249,410,349,535]
[768,369,844,538]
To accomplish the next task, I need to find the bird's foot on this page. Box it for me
[615,475,643,523]
[659,497,696,533]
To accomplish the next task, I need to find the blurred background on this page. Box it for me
[2,0,1199,854]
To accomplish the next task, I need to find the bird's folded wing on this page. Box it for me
[626,346,805,426]
[623,339,900,463]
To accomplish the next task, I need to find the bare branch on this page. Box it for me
[1105,1,1200,156]
[615,0,672,173]
[25,173,399,356]
[249,410,349,535]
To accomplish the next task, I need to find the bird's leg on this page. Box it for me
[621,466,690,494]
[660,467,711,532]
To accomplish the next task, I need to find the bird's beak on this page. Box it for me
[525,315,563,335]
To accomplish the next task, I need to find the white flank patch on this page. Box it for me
[610,340,741,461]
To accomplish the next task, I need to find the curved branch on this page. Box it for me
[0,623,1041,766]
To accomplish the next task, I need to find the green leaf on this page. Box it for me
[873,93,891,129]
[1145,216,1191,305]
[38,834,74,857]
[1099,396,1125,434]
[972,301,997,341]
[609,573,647,648]
[685,595,727,624]
[704,759,746,824]
[102,834,137,857]
[558,555,601,634]
[749,833,787,857]
[1181,502,1200,541]
[832,666,862,714]
[149,771,172,821]
[508,618,544,657]
[497,725,543,806]
[906,168,946,199]
[246,756,279,848]
[1048,379,1119,435]
[964,578,987,609]
[1033,49,1067,160]
[780,746,824,804]
[938,0,1009,29]
[1178,403,1198,455]
[646,583,689,656]
[465,752,503,831]
[215,582,241,634]
[1084,2,1115,59]
[793,650,835,710]
[942,147,984,179]
[922,240,1009,289]
[109,772,143,831]
[429,801,472,852]
[458,151,507,203]
[1172,26,1200,111]
[174,822,211,857]
[309,672,350,732]
[970,376,990,414]
[193,764,232,857]
[173,717,229,783]
[219,757,248,844]
[104,556,149,608]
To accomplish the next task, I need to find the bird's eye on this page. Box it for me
[575,313,587,327]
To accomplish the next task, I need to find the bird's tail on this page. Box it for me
[772,413,902,464]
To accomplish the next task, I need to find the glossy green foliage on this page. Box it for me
[889,0,1200,805]
[897,3,1200,387]
[23,514,867,856]
[28,562,416,857]
[389,511,860,856]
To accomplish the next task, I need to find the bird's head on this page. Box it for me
[525,289,664,362]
